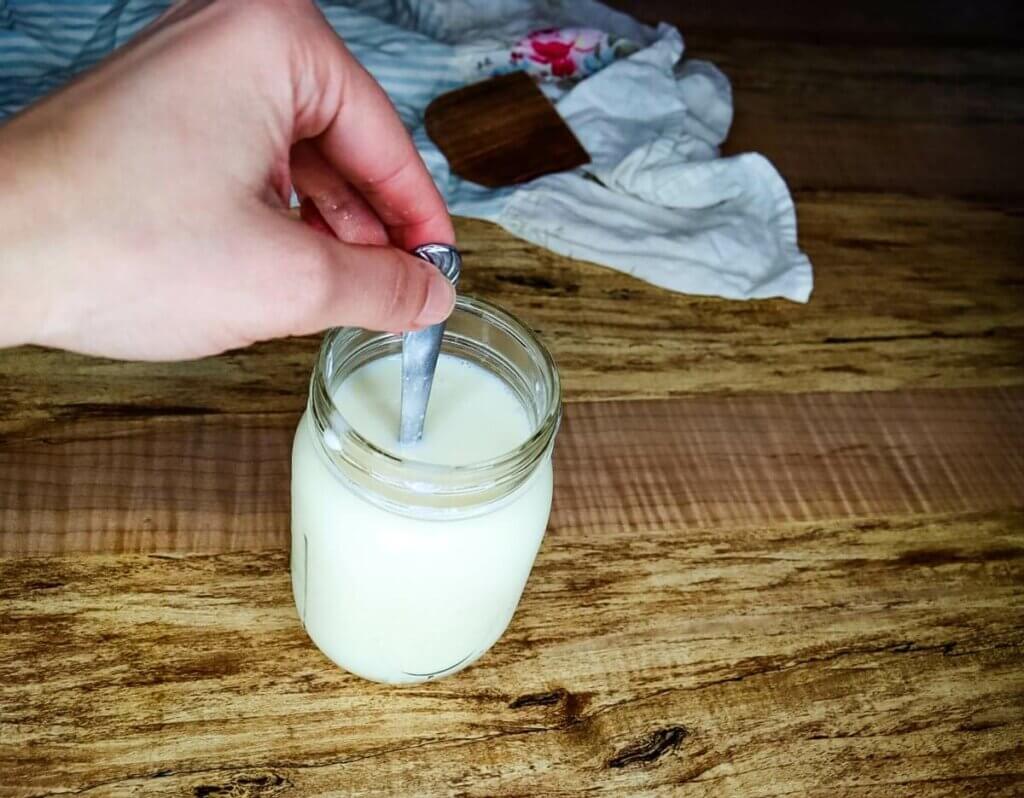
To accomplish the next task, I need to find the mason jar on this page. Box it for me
[290,295,562,684]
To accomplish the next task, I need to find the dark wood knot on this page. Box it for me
[193,772,291,797]
[509,688,590,726]
[24,580,63,591]
[607,726,689,769]
[509,688,567,709]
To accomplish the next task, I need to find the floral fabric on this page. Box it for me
[470,26,638,85]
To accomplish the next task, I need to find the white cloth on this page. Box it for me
[346,2,813,302]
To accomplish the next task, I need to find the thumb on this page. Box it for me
[255,211,456,336]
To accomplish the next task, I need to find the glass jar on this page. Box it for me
[291,296,562,684]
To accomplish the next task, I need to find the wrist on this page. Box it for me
[0,115,67,349]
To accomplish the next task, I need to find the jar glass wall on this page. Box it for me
[291,296,561,684]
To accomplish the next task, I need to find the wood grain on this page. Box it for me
[1,192,1021,438]
[608,2,1024,197]
[2,510,1021,796]
[610,0,1024,44]
[607,9,1024,198]
[1,387,1022,554]
[425,72,589,187]
[714,38,1024,197]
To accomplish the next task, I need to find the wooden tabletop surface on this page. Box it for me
[2,5,1023,796]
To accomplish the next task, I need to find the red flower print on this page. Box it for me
[507,28,604,81]
[550,58,577,78]
[528,37,577,77]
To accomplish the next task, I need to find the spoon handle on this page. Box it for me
[399,244,462,444]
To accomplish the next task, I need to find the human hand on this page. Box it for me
[0,0,456,360]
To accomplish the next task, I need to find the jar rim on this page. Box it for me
[307,295,562,513]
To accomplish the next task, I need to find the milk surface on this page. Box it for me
[291,353,553,684]
[334,353,531,463]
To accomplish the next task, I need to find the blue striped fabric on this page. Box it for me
[1,2,170,104]
[318,3,462,127]
[2,1,165,115]
[0,1,463,124]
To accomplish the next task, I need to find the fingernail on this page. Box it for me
[415,270,456,326]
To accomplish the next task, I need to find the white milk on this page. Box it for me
[290,353,554,684]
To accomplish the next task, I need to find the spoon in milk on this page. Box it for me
[298,200,460,446]
[399,243,462,445]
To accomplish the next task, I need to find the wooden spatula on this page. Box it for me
[424,71,589,188]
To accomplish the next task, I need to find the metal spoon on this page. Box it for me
[399,243,461,444]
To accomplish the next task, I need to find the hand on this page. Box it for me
[0,0,456,360]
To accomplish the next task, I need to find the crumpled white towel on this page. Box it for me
[343,1,813,302]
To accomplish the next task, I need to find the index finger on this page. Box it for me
[315,43,455,250]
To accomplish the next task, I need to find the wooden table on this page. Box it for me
[2,6,1023,796]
